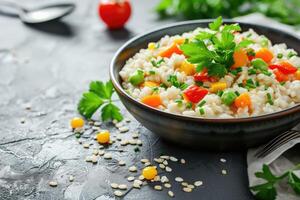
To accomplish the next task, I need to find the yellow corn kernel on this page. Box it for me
[141,81,159,88]
[96,130,110,144]
[210,82,227,93]
[148,42,156,50]
[70,117,84,129]
[142,166,158,180]
[174,37,185,45]
[295,70,300,80]
[179,61,196,76]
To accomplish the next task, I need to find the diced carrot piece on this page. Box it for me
[141,94,162,108]
[295,70,300,80]
[179,61,196,76]
[274,69,289,82]
[231,49,249,69]
[234,93,252,109]
[255,48,274,63]
[158,43,183,58]
[141,81,159,88]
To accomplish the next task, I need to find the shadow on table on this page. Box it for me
[105,27,133,40]
[25,21,75,37]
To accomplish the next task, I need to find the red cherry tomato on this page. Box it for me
[274,69,289,82]
[183,85,208,103]
[98,0,131,29]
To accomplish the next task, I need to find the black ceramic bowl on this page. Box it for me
[110,20,300,150]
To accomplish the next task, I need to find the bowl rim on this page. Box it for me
[110,19,300,124]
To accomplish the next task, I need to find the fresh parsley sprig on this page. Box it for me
[180,16,243,78]
[250,164,300,200]
[78,80,123,122]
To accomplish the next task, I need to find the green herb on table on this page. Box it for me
[180,17,238,78]
[250,164,300,200]
[78,80,123,122]
[155,0,300,26]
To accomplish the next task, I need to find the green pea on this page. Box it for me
[221,91,237,106]
[129,70,144,86]
[251,58,268,71]
[260,36,269,47]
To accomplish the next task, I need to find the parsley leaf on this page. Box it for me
[251,164,300,200]
[222,23,241,32]
[78,92,104,119]
[288,172,300,195]
[180,17,239,78]
[195,31,214,40]
[236,39,254,50]
[90,80,114,99]
[101,103,123,122]
[209,16,223,31]
[78,80,123,122]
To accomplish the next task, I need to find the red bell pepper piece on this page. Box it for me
[274,69,289,82]
[183,85,208,103]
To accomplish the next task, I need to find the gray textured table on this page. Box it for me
[0,0,254,199]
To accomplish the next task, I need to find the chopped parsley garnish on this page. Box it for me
[217,90,224,97]
[277,53,283,59]
[151,58,165,67]
[160,83,168,89]
[186,102,193,109]
[175,99,183,106]
[152,87,159,93]
[235,91,240,96]
[230,67,242,76]
[266,93,274,105]
[248,68,257,75]
[149,70,156,75]
[199,107,205,115]
[180,83,189,90]
[195,81,204,86]
[288,51,297,58]
[238,83,244,88]
[245,79,257,90]
[198,100,206,107]
[247,48,256,56]
[280,82,286,86]
[180,17,240,78]
[78,80,123,122]
[167,75,188,90]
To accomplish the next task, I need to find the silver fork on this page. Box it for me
[254,129,300,158]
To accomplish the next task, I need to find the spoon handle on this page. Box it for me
[0,0,23,17]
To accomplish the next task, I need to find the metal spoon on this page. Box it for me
[0,1,75,24]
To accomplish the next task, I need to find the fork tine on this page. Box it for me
[256,131,300,158]
[254,130,297,157]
